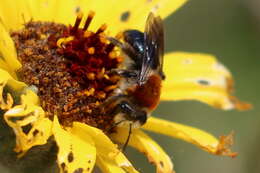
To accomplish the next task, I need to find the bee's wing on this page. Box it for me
[139,12,164,84]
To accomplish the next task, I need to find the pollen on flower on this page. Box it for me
[11,12,122,131]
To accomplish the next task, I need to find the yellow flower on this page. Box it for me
[0,0,251,173]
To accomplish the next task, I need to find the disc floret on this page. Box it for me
[11,12,122,130]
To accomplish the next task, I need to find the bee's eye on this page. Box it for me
[119,101,133,114]
[136,111,147,125]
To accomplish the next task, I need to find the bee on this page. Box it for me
[104,12,165,148]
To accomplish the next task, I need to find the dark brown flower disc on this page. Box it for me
[11,14,122,131]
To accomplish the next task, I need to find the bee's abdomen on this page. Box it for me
[132,74,162,110]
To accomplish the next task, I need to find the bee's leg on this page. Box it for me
[107,37,139,63]
[109,69,138,79]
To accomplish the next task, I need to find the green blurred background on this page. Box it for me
[126,0,260,172]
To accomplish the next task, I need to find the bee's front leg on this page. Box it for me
[107,37,139,62]
[109,69,138,79]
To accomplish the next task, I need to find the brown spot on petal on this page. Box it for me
[120,11,130,22]
[159,161,164,168]
[197,79,210,86]
[73,168,83,173]
[75,6,81,13]
[68,151,74,163]
[61,162,66,171]
[32,129,39,136]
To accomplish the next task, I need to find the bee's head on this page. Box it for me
[112,100,148,128]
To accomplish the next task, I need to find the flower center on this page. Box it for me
[11,12,123,131]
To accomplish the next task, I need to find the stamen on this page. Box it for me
[106,43,115,53]
[97,68,106,79]
[57,36,74,48]
[106,32,123,52]
[97,91,106,99]
[86,73,95,80]
[115,32,123,39]
[96,24,107,34]
[105,85,118,92]
[72,12,83,32]
[87,47,95,54]
[83,11,95,31]
[99,36,108,44]
[104,74,110,80]
[109,51,117,59]
[84,31,92,37]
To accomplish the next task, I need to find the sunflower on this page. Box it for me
[0,0,251,173]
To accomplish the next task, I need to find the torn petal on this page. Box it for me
[161,52,251,110]
[142,117,237,157]
[4,89,52,155]
[53,116,96,173]
[0,81,13,110]
[111,128,175,173]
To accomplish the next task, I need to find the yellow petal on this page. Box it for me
[111,128,175,173]
[142,117,237,157]
[96,152,139,173]
[0,0,32,30]
[53,116,96,173]
[72,122,118,157]
[0,23,21,77]
[96,156,127,173]
[4,89,52,156]
[0,59,13,76]
[0,0,187,33]
[72,122,139,173]
[27,0,64,23]
[70,0,188,35]
[161,52,251,110]
[113,152,140,173]
[0,0,63,30]
[0,68,26,110]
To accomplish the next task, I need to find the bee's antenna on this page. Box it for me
[122,123,132,152]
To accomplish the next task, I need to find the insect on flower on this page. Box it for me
[104,12,165,149]
[0,0,252,172]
